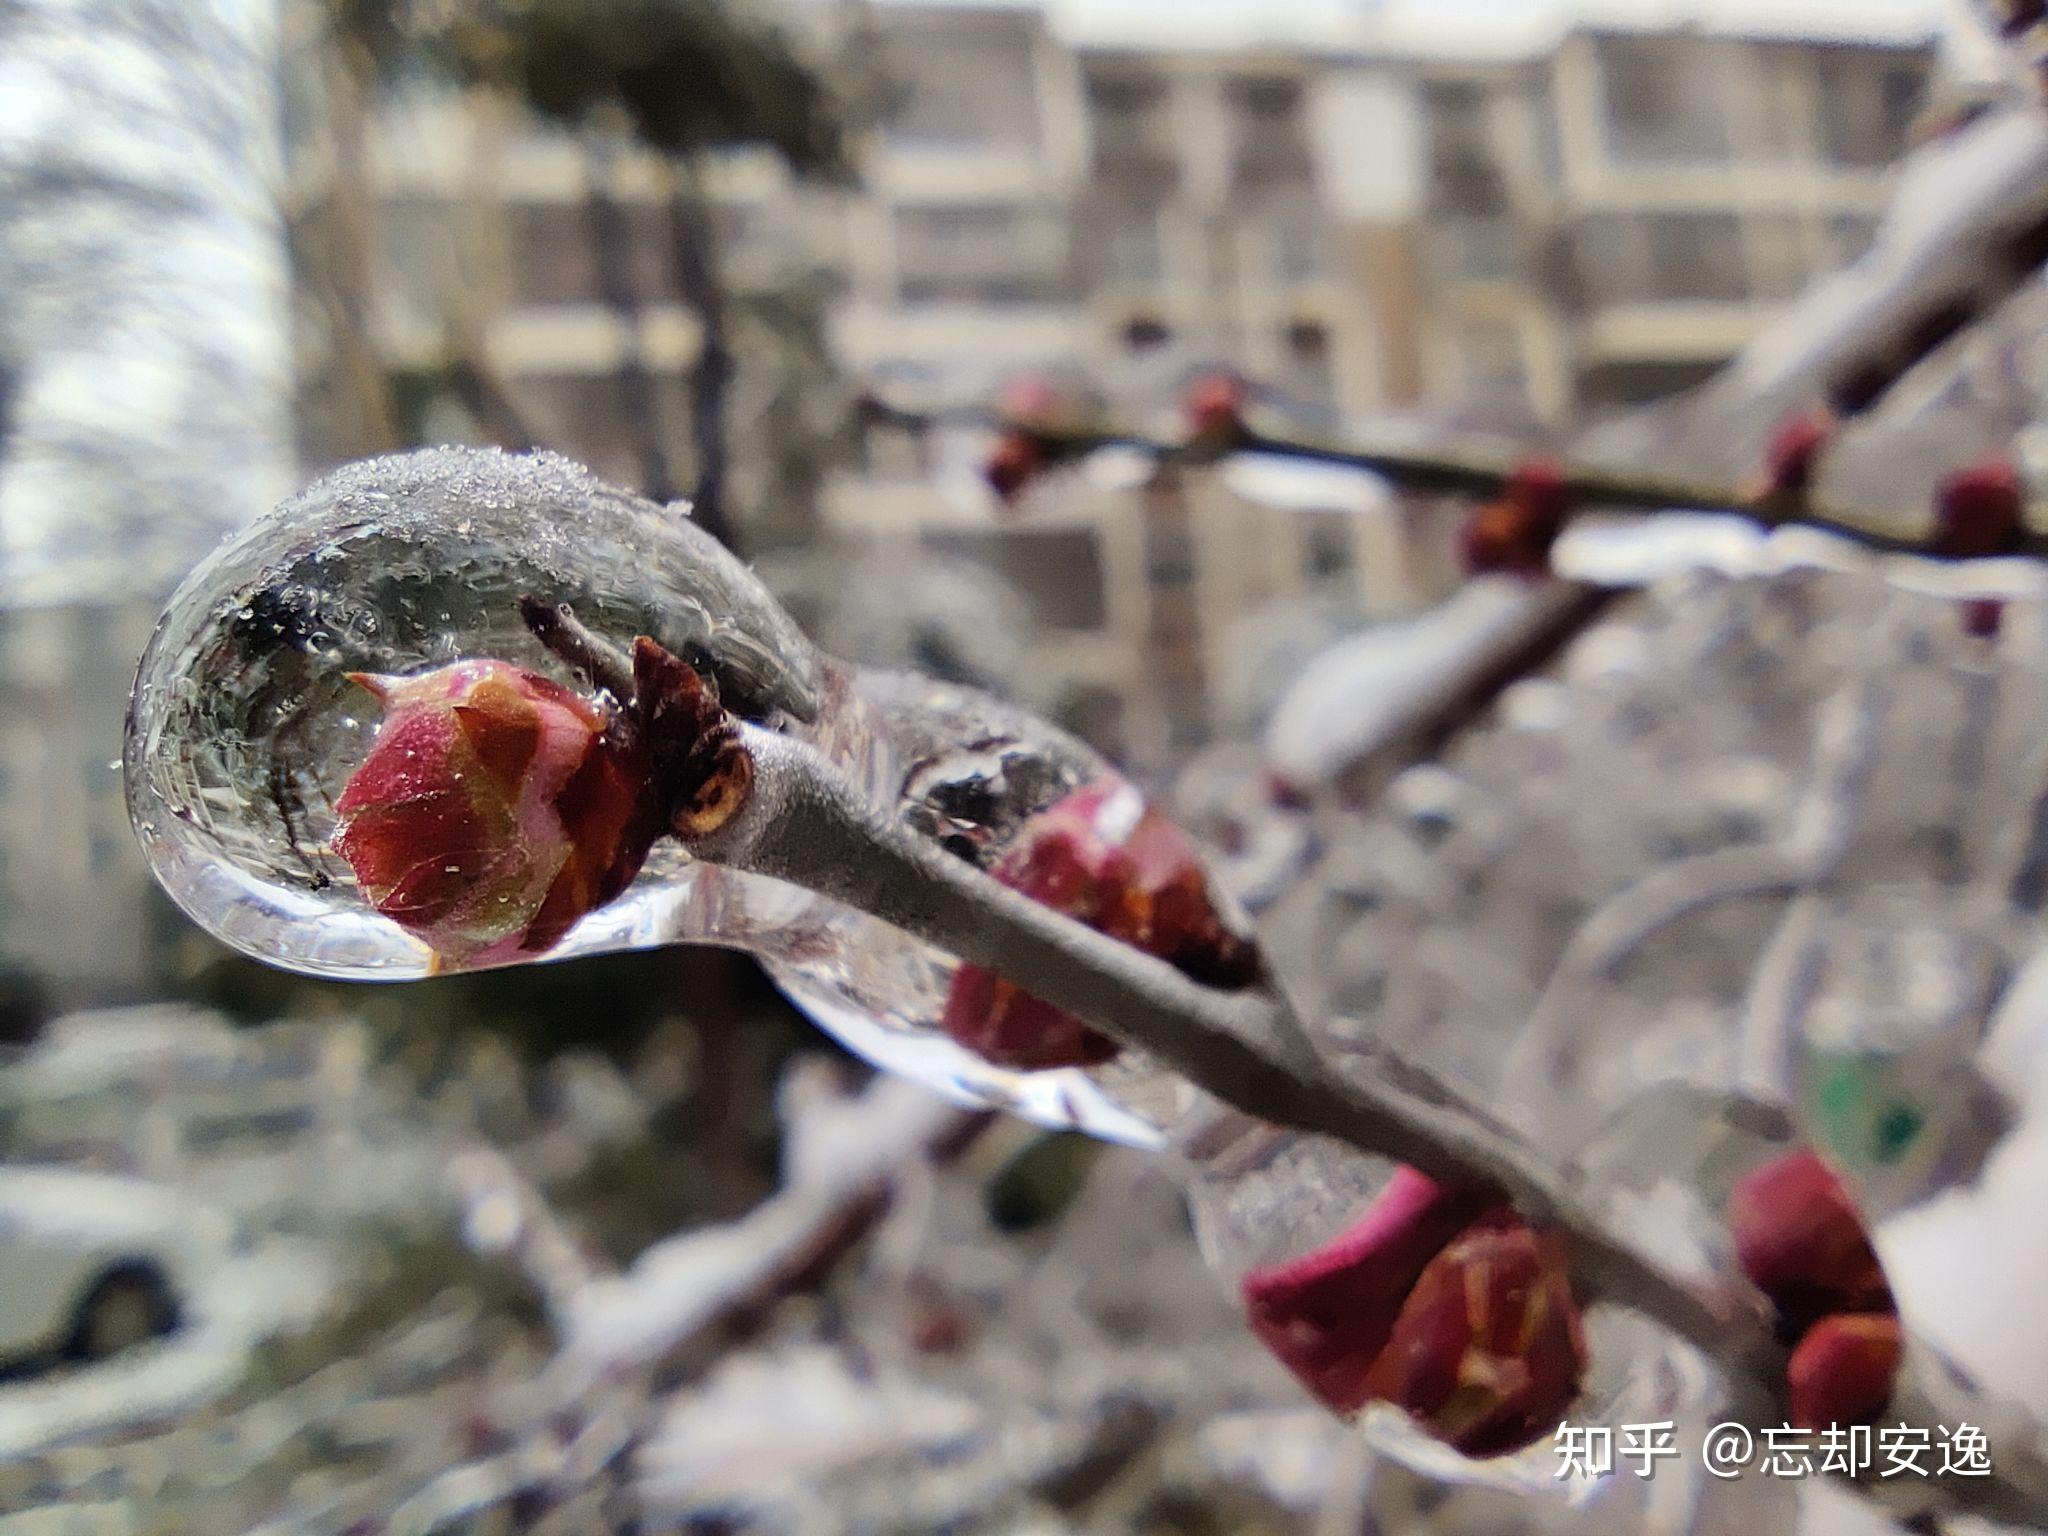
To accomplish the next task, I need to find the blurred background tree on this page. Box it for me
[312,0,868,546]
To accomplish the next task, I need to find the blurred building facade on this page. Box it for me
[321,5,1939,768]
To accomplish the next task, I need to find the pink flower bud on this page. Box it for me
[1459,458,1571,578]
[1962,596,2008,640]
[1787,1311,1902,1430]
[1185,371,1250,448]
[941,778,1258,1071]
[1727,1150,1889,1335]
[1755,409,1835,502]
[1240,1169,1500,1416]
[985,433,1046,506]
[1934,458,2025,560]
[1362,1218,1588,1456]
[333,659,659,966]
[997,373,1063,429]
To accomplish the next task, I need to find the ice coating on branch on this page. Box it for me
[124,447,826,978]
[1191,1123,1698,1497]
[125,447,1208,1147]
[1240,1167,1497,1415]
[941,777,1259,1071]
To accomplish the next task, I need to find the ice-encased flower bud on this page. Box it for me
[333,659,659,966]
[1755,409,1835,501]
[1726,1149,1889,1334]
[1786,1312,1902,1430]
[1184,371,1251,450]
[1934,458,2025,559]
[940,777,1260,1070]
[1362,1218,1588,1457]
[984,433,1046,506]
[1458,459,1571,578]
[1240,1167,1498,1415]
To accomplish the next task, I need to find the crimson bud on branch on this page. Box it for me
[1459,458,1572,578]
[941,777,1260,1070]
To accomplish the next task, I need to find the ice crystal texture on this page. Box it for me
[124,448,1186,1145]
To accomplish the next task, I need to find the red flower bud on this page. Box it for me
[334,660,660,966]
[1263,771,1311,811]
[1754,410,1835,503]
[1727,1150,1889,1335]
[1459,458,1571,578]
[1934,458,2025,560]
[984,433,1045,506]
[941,778,1258,1070]
[1963,597,2008,640]
[1185,371,1250,449]
[1787,1311,1902,1430]
[1240,1169,1500,1416]
[1363,1219,1588,1456]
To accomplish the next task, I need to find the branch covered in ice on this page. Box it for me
[1251,106,2048,799]
[674,717,2048,1524]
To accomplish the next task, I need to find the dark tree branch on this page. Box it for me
[669,157,736,548]
[583,132,676,503]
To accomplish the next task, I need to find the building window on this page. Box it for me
[1457,318,1525,392]
[1302,512,1354,579]
[922,527,1108,632]
[1104,205,1167,286]
[1751,44,1815,161]
[1149,588,1201,649]
[1122,315,1172,351]
[1649,213,1747,302]
[1815,52,1927,168]
[1143,517,1196,586]
[893,204,1067,305]
[1429,215,1522,284]
[1746,215,1813,301]
[1266,204,1326,285]
[505,202,600,306]
[382,195,465,326]
[1575,212,1748,305]
[513,373,673,488]
[886,35,1044,154]
[1283,319,1335,404]
[1229,75,1312,185]
[1087,69,1175,177]
[1424,80,1510,216]
[1165,687,1210,750]
[1597,37,1731,166]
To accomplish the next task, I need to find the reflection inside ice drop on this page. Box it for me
[123,447,1188,1147]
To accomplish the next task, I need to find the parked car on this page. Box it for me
[0,1168,229,1372]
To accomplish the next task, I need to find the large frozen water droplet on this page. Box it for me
[124,447,1183,1146]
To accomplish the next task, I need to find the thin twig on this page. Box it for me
[862,398,2044,562]
[517,592,637,704]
